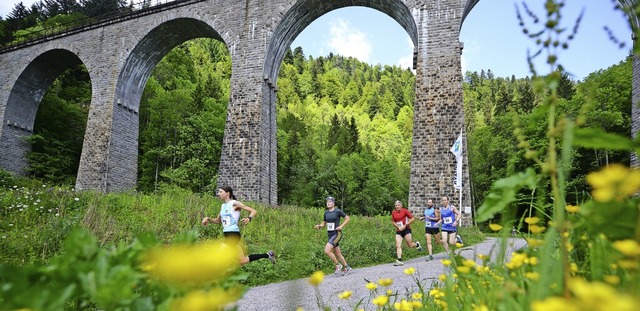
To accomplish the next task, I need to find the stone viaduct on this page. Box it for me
[2,0,635,220]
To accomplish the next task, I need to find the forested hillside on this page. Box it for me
[1,0,633,217]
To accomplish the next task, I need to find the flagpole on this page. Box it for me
[458,129,463,226]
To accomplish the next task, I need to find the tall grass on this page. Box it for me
[0,177,484,287]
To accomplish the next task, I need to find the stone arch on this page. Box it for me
[114,18,226,113]
[255,0,420,205]
[264,0,418,83]
[0,49,86,175]
[80,17,226,191]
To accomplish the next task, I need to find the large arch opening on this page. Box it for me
[268,1,418,215]
[108,17,230,193]
[0,49,90,185]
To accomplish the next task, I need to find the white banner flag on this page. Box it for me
[454,155,462,190]
[450,134,462,190]
[450,134,462,158]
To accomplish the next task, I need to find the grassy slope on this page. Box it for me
[0,184,484,287]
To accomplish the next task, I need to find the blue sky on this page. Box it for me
[291,0,632,81]
[2,0,632,81]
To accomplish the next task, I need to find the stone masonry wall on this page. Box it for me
[408,0,473,226]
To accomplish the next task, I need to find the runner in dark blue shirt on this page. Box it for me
[314,196,353,276]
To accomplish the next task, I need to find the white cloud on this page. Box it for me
[397,54,413,70]
[460,39,481,74]
[396,36,414,70]
[328,18,372,63]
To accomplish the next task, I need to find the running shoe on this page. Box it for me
[267,250,277,265]
[427,255,433,261]
[335,263,343,275]
[416,241,423,251]
[342,266,353,276]
[393,260,404,266]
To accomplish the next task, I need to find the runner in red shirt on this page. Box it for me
[391,200,422,266]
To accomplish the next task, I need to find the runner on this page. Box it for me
[202,186,276,265]
[314,196,353,276]
[391,200,422,266]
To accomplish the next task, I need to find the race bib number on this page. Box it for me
[396,222,404,228]
[222,216,232,226]
[425,221,432,228]
[443,217,453,224]
[326,223,335,231]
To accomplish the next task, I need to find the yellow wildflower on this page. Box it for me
[587,164,640,202]
[531,297,580,311]
[570,278,640,311]
[565,204,579,213]
[566,242,574,252]
[296,308,304,311]
[309,271,324,286]
[434,299,448,308]
[412,293,423,300]
[570,262,578,274]
[617,259,639,270]
[169,288,241,311]
[338,291,352,299]
[404,267,416,275]
[411,300,423,308]
[438,274,447,282]
[394,299,413,311]
[529,225,546,234]
[378,278,393,287]
[366,282,378,290]
[525,272,540,281]
[142,240,238,286]
[456,266,472,274]
[489,223,503,231]
[526,256,539,265]
[441,259,452,266]
[612,239,640,257]
[473,304,489,311]
[476,266,490,274]
[477,254,489,260]
[524,217,540,224]
[387,289,393,296]
[506,253,527,270]
[429,289,445,298]
[462,259,476,267]
[603,275,620,285]
[372,295,389,307]
[526,238,544,248]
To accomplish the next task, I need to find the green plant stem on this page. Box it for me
[546,92,570,298]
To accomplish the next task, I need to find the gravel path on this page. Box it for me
[234,237,526,311]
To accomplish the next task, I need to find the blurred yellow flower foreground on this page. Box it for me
[141,240,239,286]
